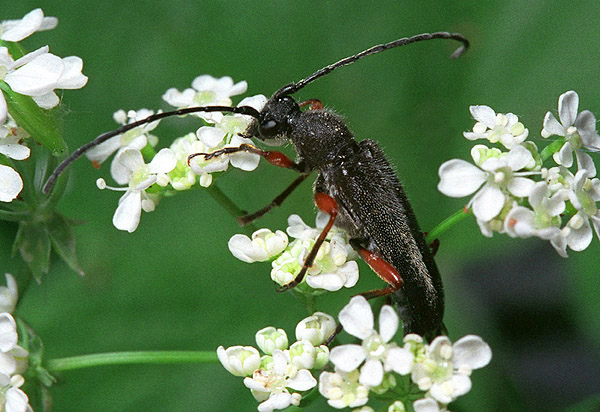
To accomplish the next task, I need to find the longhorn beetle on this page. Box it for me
[43,32,469,341]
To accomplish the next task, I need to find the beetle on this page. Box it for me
[44,32,469,341]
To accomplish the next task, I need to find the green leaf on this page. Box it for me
[13,221,51,283]
[0,82,67,156]
[46,213,85,276]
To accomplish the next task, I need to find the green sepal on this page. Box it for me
[0,82,67,156]
[46,212,85,276]
[13,221,51,283]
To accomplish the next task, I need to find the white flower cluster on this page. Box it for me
[228,213,360,293]
[0,9,87,203]
[219,297,492,412]
[0,274,32,412]
[217,312,335,412]
[438,91,600,256]
[318,297,491,412]
[92,75,267,232]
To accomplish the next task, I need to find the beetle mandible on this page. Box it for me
[44,32,469,341]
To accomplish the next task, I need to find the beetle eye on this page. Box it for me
[261,119,277,130]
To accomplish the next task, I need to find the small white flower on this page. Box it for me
[295,312,336,346]
[542,91,600,176]
[243,349,317,412]
[438,145,537,222]
[0,313,17,353]
[330,297,414,388]
[464,105,528,149]
[562,169,600,252]
[0,274,18,314]
[99,148,176,232]
[269,214,359,292]
[86,109,160,166]
[0,164,23,203]
[411,335,491,405]
[504,181,567,256]
[217,345,261,377]
[0,45,87,124]
[288,340,317,369]
[162,75,248,123]
[0,372,32,412]
[0,115,30,161]
[413,397,445,412]
[229,229,289,263]
[0,8,58,42]
[255,327,288,355]
[319,368,370,409]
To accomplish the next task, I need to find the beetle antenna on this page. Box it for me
[274,31,469,98]
[42,105,260,194]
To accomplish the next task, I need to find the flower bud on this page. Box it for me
[255,327,288,355]
[216,345,260,377]
[295,312,336,346]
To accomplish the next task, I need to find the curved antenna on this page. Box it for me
[273,31,469,98]
[42,105,260,194]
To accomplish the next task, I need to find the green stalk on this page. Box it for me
[426,207,471,243]
[47,351,218,372]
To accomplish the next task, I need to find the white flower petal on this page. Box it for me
[453,335,492,370]
[0,313,17,352]
[469,105,496,128]
[339,296,374,340]
[117,148,145,172]
[430,374,472,404]
[378,305,398,343]
[437,159,486,197]
[5,53,62,96]
[1,9,43,42]
[0,164,23,202]
[413,398,441,412]
[505,145,533,171]
[287,369,317,391]
[196,126,226,148]
[558,91,578,127]
[31,91,60,109]
[0,144,30,161]
[0,93,7,125]
[358,358,383,387]
[471,184,504,222]
[330,344,366,373]
[508,177,535,198]
[257,392,292,412]
[542,112,564,137]
[565,215,593,251]
[554,142,574,167]
[148,148,176,174]
[55,56,87,89]
[385,347,414,375]
[575,151,596,178]
[112,191,142,233]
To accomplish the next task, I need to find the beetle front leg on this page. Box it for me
[187,142,306,172]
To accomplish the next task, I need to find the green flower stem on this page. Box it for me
[540,139,565,162]
[426,207,471,243]
[206,184,259,234]
[47,351,218,372]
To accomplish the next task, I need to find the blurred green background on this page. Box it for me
[2,1,600,411]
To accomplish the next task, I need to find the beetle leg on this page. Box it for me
[299,99,324,110]
[188,142,305,173]
[277,192,338,292]
[236,173,311,225]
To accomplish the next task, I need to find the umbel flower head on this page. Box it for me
[229,213,359,293]
[217,312,335,412]
[437,91,600,256]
